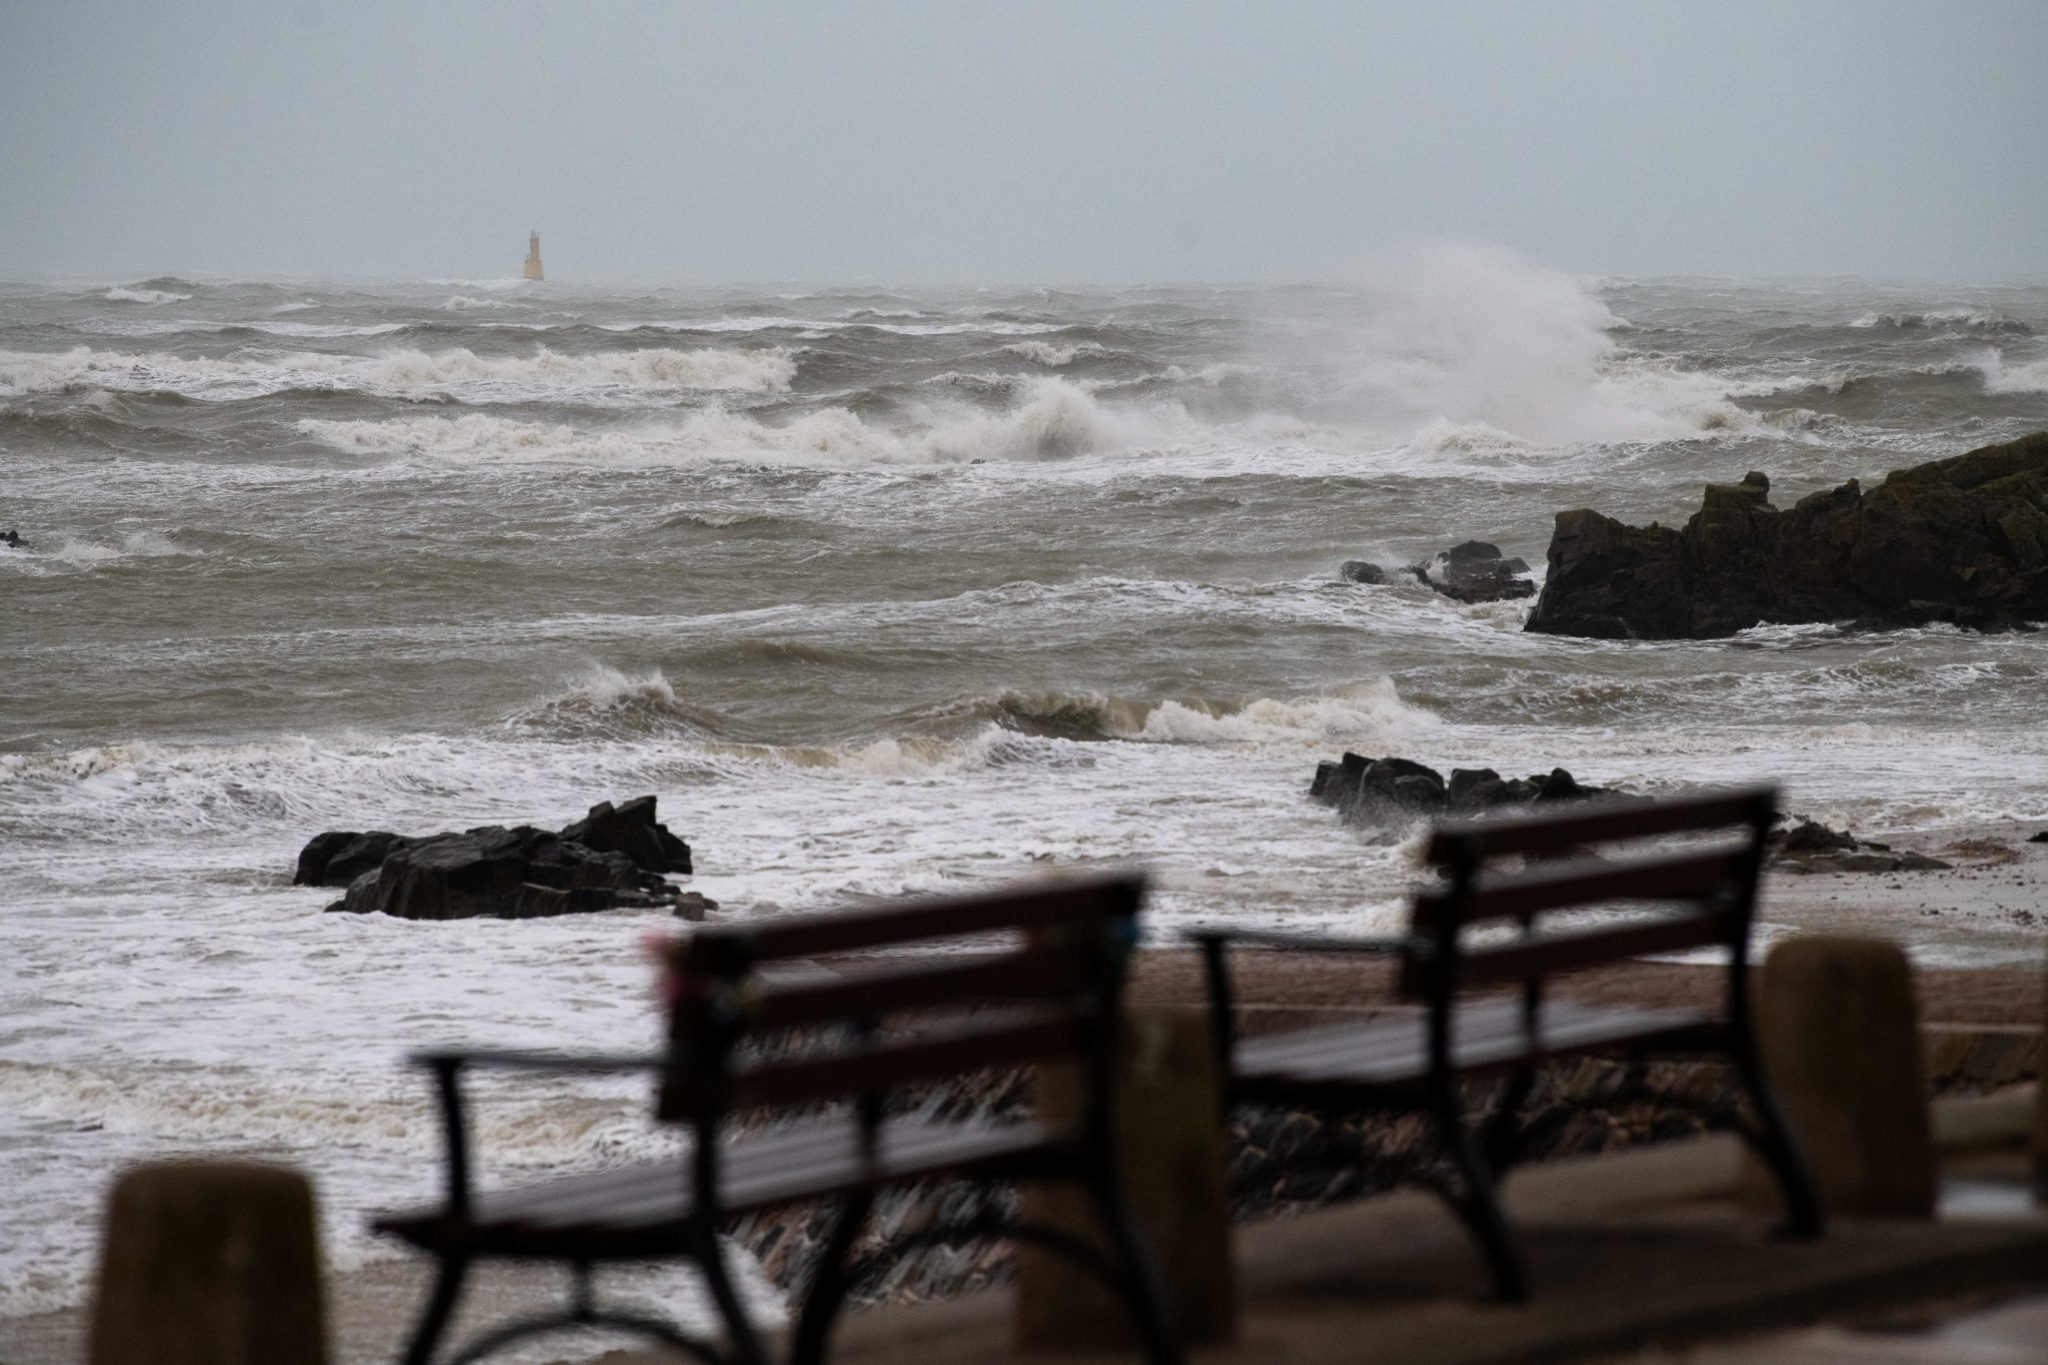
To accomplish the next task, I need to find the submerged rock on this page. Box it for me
[1,530,21,550]
[1526,432,2048,639]
[1337,540,1536,604]
[1309,753,1621,829]
[297,796,699,919]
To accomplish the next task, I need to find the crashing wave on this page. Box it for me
[1973,349,2048,394]
[1850,308,2032,335]
[103,287,191,304]
[1002,340,1107,366]
[295,376,1206,467]
[0,343,798,402]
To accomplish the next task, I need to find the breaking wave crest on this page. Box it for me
[1851,308,2032,335]
[0,343,797,403]
[296,377,1207,466]
[1974,349,2048,394]
[103,287,191,304]
[1323,243,1753,445]
[506,664,729,739]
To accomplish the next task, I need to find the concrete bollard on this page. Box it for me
[1743,936,1936,1219]
[1014,1006,1236,1349]
[88,1161,328,1365]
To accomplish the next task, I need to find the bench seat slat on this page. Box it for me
[1413,847,1748,925]
[374,1116,1065,1259]
[1231,999,1715,1099]
[1422,787,1775,862]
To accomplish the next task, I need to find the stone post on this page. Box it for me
[88,1161,328,1365]
[1743,936,1936,1218]
[1014,1006,1236,1348]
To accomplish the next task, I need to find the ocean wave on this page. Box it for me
[1003,339,1107,366]
[949,678,1441,747]
[1850,308,2033,335]
[1973,348,2048,394]
[295,377,1207,467]
[504,663,730,739]
[442,294,520,311]
[1314,244,1755,445]
[102,286,191,304]
[0,343,798,403]
[0,529,193,573]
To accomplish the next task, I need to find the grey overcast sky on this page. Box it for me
[3,1,2045,284]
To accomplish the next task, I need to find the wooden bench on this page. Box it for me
[373,872,1180,1365]
[1191,785,1822,1300]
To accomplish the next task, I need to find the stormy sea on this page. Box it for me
[4,249,2048,1322]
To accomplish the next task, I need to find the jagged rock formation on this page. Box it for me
[297,796,708,920]
[1341,540,1536,604]
[1525,431,2048,639]
[1309,752,1622,829]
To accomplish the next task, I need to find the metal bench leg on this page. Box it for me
[1481,1068,1537,1177]
[791,1193,874,1365]
[401,1252,469,1365]
[1729,1034,1824,1237]
[693,1223,770,1365]
[1431,1085,1528,1302]
[1086,1171,1184,1365]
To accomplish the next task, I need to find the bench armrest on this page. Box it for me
[406,1047,677,1221]
[1185,927,1432,1075]
[409,1047,672,1075]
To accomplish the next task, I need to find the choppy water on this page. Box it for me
[5,250,2048,1321]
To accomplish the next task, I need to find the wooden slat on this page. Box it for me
[377,1117,1069,1255]
[1413,845,1749,925]
[744,945,1094,1031]
[1423,785,1775,863]
[1455,913,1730,987]
[723,1009,1089,1110]
[1232,1000,1715,1096]
[675,872,1142,967]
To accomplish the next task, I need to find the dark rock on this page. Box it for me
[1336,540,1536,604]
[1779,819,1856,854]
[299,799,699,919]
[1,530,20,550]
[559,795,693,875]
[1769,816,1953,874]
[1309,755,1620,829]
[2029,830,2048,844]
[294,830,412,887]
[325,824,684,920]
[673,891,718,922]
[1446,767,1502,806]
[1527,431,2048,639]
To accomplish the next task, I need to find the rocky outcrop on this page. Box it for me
[1769,818,1951,874]
[1309,752,1623,829]
[298,796,708,920]
[1525,432,2048,639]
[1341,540,1535,604]
[1,530,21,550]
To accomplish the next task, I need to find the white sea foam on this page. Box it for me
[1002,339,1106,366]
[1973,348,2048,394]
[1850,307,2031,333]
[0,343,798,402]
[102,286,190,304]
[296,377,1205,467]
[1315,243,1753,445]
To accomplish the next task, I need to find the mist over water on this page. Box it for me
[6,251,2048,1324]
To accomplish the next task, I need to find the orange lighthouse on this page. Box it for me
[522,231,544,281]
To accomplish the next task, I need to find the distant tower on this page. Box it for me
[523,230,544,281]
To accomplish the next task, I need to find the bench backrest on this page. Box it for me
[1402,786,1778,1001]
[657,872,1145,1130]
